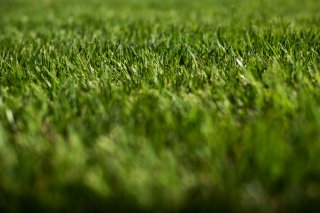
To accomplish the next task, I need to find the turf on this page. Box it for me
[0,0,320,212]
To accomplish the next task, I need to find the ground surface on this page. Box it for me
[0,0,320,212]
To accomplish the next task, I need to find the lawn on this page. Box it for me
[0,0,320,212]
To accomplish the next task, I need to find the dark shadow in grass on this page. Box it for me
[2,181,320,212]
[0,184,148,213]
[0,182,236,213]
[60,185,148,213]
[180,185,236,213]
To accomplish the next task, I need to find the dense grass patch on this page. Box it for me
[0,0,320,212]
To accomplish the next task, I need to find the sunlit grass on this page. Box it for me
[0,0,320,212]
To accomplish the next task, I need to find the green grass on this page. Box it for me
[0,0,320,212]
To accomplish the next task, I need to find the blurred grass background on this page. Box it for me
[0,0,320,212]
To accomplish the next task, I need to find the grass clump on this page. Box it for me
[0,0,320,212]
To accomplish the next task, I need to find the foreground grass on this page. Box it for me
[0,0,320,212]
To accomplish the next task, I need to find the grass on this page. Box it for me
[0,0,320,212]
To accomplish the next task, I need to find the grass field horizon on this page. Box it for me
[1,0,320,212]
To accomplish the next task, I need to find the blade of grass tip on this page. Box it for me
[236,58,244,68]
[5,109,15,124]
[89,64,95,74]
